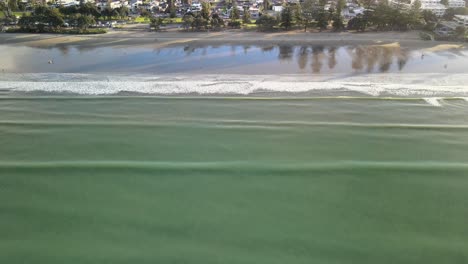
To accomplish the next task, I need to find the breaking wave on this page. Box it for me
[1,73,468,98]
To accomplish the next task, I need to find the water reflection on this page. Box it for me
[297,46,309,70]
[278,46,294,62]
[261,46,275,53]
[177,44,412,73]
[311,46,325,73]
[328,47,337,70]
[1,43,467,74]
[184,45,196,56]
[397,49,409,71]
[57,45,70,56]
[243,45,251,54]
[345,45,410,73]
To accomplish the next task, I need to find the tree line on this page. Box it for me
[7,3,128,33]
[255,0,433,32]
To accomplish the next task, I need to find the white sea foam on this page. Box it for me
[423,97,442,107]
[1,73,468,98]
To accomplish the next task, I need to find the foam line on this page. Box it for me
[2,73,468,97]
[423,97,442,107]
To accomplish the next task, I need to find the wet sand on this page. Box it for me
[0,30,463,50]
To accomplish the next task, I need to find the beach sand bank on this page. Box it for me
[0,30,463,50]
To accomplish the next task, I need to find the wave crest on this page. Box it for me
[2,73,468,97]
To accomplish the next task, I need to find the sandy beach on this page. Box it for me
[0,30,463,49]
[1,29,467,96]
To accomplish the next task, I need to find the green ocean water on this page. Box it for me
[1,96,468,264]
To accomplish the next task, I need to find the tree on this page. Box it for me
[256,14,277,30]
[230,1,240,20]
[360,0,376,9]
[280,5,293,29]
[332,13,344,30]
[407,0,422,29]
[139,8,150,17]
[116,6,129,19]
[183,14,194,30]
[32,6,64,29]
[166,0,174,13]
[441,0,448,6]
[443,8,455,20]
[292,4,303,25]
[453,7,468,15]
[316,11,328,31]
[371,1,394,30]
[332,1,344,31]
[76,14,95,29]
[412,0,421,10]
[112,8,120,18]
[101,7,113,19]
[455,25,466,39]
[80,2,100,18]
[262,0,270,11]
[228,19,241,28]
[45,7,64,29]
[7,0,18,12]
[315,0,329,32]
[337,0,346,11]
[18,5,64,31]
[201,2,210,20]
[18,14,34,30]
[59,5,78,16]
[301,0,317,31]
[347,14,368,31]
[211,13,224,29]
[17,0,26,11]
[169,5,176,18]
[193,14,208,30]
[242,5,251,24]
[149,17,164,31]
[0,0,13,19]
[422,9,437,23]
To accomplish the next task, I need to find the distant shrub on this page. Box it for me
[256,15,277,31]
[419,32,433,41]
[227,20,241,28]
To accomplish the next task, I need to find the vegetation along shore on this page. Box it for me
[1,0,467,41]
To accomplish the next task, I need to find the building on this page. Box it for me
[342,6,365,19]
[130,0,143,10]
[97,0,123,10]
[454,14,468,27]
[448,0,466,8]
[272,5,283,12]
[249,7,259,19]
[57,0,79,6]
[391,0,447,16]
[417,0,447,17]
[421,2,447,16]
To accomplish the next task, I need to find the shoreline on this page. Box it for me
[2,72,468,98]
[0,30,464,49]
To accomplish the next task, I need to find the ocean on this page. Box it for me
[1,43,468,263]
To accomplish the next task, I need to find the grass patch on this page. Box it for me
[136,17,182,24]
[13,11,30,16]
[134,17,150,23]
[243,23,257,29]
[0,11,31,18]
[162,17,183,24]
